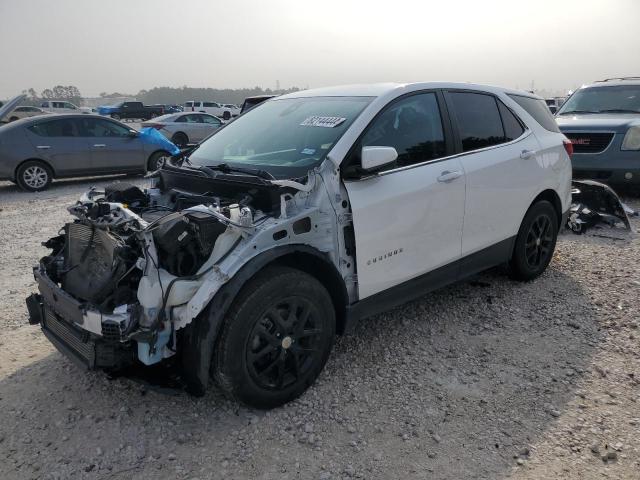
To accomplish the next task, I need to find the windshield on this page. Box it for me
[188,96,372,179]
[558,85,640,114]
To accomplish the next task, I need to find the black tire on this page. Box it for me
[147,151,170,171]
[213,266,336,409]
[171,132,189,148]
[16,160,53,192]
[9,116,18,122]
[111,113,121,121]
[223,111,231,120]
[509,200,559,281]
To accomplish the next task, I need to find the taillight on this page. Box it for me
[563,137,574,157]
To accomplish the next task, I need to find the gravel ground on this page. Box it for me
[1,177,639,480]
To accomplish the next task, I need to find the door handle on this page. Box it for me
[520,149,536,160]
[437,170,463,183]
[36,145,50,149]
[93,144,106,148]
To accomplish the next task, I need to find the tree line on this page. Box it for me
[15,85,300,107]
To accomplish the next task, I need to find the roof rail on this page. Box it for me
[595,77,640,82]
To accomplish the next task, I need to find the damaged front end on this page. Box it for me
[26,156,347,381]
[567,180,635,235]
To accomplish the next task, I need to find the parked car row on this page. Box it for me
[183,101,239,120]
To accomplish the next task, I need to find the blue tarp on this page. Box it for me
[97,105,119,115]
[138,127,180,156]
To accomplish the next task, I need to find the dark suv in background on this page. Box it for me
[556,77,640,186]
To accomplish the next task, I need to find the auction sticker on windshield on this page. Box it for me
[300,116,346,128]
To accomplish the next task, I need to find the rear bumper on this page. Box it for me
[28,267,135,370]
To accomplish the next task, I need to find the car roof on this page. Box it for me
[583,78,640,88]
[277,82,540,100]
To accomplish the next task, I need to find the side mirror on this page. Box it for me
[361,146,398,171]
[127,130,139,138]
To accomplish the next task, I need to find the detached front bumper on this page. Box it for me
[27,267,135,370]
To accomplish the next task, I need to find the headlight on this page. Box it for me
[621,126,640,150]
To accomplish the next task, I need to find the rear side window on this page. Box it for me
[497,101,525,141]
[203,102,217,107]
[448,92,505,152]
[508,94,561,132]
[28,119,79,137]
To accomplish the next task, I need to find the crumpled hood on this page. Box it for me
[556,113,640,133]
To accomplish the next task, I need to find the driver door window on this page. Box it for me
[360,92,446,171]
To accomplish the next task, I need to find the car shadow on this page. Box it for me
[0,175,146,200]
[0,265,599,479]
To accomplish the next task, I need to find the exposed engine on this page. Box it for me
[36,175,268,366]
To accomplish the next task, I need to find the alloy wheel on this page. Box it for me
[23,166,48,189]
[246,298,323,390]
[524,213,553,268]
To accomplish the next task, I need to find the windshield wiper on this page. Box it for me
[205,163,275,180]
[596,109,640,114]
[557,110,600,115]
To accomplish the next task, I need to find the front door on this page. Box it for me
[343,92,466,299]
[78,117,144,172]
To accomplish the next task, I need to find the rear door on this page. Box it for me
[24,118,92,175]
[444,90,543,258]
[78,117,144,172]
[343,91,466,299]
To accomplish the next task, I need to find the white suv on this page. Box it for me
[184,101,234,120]
[29,83,572,408]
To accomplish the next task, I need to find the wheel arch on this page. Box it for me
[179,244,348,396]
[530,188,563,228]
[14,157,56,180]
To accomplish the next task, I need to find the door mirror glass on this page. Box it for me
[361,146,398,171]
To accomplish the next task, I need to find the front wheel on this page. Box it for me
[509,200,559,281]
[213,266,336,408]
[147,151,170,171]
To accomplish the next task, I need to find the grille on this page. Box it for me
[43,308,95,367]
[564,132,614,154]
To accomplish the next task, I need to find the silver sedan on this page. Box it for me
[141,112,223,147]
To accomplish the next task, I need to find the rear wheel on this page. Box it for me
[509,200,558,281]
[9,116,18,122]
[171,132,189,147]
[147,151,170,171]
[223,111,231,120]
[111,114,121,121]
[213,266,335,408]
[16,160,52,192]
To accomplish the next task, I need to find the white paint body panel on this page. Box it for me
[346,158,465,298]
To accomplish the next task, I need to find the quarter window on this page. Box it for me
[497,101,525,141]
[448,92,506,152]
[359,92,446,170]
[508,94,561,133]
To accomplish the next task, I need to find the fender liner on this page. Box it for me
[179,244,346,396]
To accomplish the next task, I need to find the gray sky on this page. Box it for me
[1,0,639,98]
